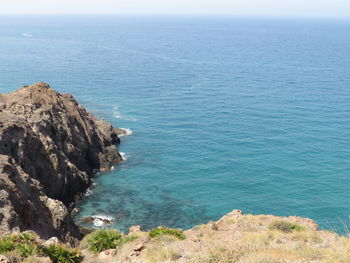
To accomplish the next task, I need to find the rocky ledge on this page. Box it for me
[0,82,123,244]
[1,209,349,263]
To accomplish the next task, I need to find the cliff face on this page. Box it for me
[0,82,123,244]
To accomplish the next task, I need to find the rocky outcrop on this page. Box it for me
[0,82,123,244]
[74,210,343,263]
[1,209,348,262]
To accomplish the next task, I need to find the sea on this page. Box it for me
[0,15,350,233]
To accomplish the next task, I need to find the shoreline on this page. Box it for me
[71,126,136,229]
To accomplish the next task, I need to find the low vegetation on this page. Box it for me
[84,229,137,253]
[144,246,181,263]
[143,235,183,263]
[149,227,186,240]
[269,220,305,233]
[192,214,350,263]
[2,212,350,262]
[0,233,81,263]
[0,233,37,257]
[211,222,219,231]
[42,244,81,263]
[197,247,244,263]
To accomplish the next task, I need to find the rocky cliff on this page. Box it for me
[0,82,123,244]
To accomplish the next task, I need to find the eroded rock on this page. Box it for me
[42,237,60,247]
[128,225,142,235]
[0,83,123,244]
[97,249,117,261]
[0,255,9,263]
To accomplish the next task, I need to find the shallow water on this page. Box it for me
[0,16,350,233]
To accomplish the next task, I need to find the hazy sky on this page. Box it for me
[1,0,349,17]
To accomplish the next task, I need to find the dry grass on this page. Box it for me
[3,250,22,263]
[238,248,306,263]
[179,213,350,263]
[192,229,350,263]
[142,235,182,263]
[195,247,244,263]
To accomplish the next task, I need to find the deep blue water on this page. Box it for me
[1,15,350,233]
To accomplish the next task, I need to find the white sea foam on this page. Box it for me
[118,128,133,137]
[85,188,93,197]
[112,106,137,122]
[91,215,114,227]
[114,112,137,122]
[120,152,128,161]
[93,219,104,227]
[85,179,97,196]
[124,116,138,122]
[22,33,33,37]
[114,112,122,119]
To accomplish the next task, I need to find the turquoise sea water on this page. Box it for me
[1,16,350,233]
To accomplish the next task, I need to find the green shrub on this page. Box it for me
[18,232,37,242]
[0,233,39,257]
[269,221,305,233]
[42,244,81,263]
[211,222,219,231]
[0,233,80,263]
[86,229,124,253]
[17,243,37,258]
[0,237,15,253]
[9,232,37,244]
[149,227,186,240]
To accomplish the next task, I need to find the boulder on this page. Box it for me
[42,237,60,247]
[97,249,117,261]
[128,225,142,235]
[0,255,9,263]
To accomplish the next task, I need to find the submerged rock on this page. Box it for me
[0,83,123,244]
[79,215,113,226]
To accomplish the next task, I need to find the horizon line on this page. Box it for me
[0,13,349,20]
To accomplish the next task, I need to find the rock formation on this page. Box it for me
[0,82,123,244]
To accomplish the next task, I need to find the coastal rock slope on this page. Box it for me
[77,210,349,263]
[0,82,123,243]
